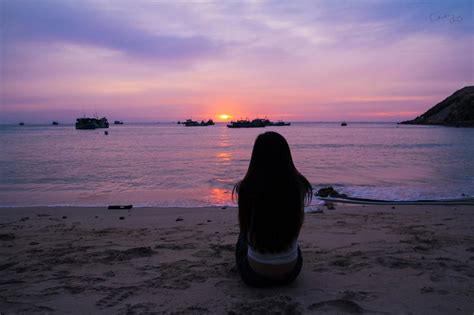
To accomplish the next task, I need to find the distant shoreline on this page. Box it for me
[1,121,404,126]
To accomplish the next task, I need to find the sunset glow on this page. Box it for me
[0,1,472,123]
[218,114,232,121]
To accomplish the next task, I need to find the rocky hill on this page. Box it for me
[400,86,474,127]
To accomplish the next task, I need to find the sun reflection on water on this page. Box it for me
[209,187,231,205]
[216,152,231,162]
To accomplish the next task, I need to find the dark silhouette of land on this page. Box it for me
[400,86,474,127]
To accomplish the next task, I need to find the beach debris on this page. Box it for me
[207,219,212,222]
[221,206,228,209]
[176,217,184,222]
[326,202,336,210]
[20,217,29,222]
[30,241,39,245]
[316,187,347,198]
[104,131,109,135]
[119,216,125,220]
[0,233,15,241]
[108,205,133,210]
[62,216,67,219]
[391,206,396,209]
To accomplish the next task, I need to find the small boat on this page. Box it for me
[271,120,291,126]
[52,121,59,125]
[114,120,124,125]
[75,117,109,130]
[227,118,291,128]
[341,122,347,126]
[19,122,24,126]
[183,119,215,126]
[227,119,265,128]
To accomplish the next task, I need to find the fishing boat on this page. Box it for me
[75,117,109,130]
[114,120,124,125]
[227,118,291,128]
[270,120,291,126]
[52,121,59,125]
[183,119,215,126]
[227,119,265,128]
[341,122,347,126]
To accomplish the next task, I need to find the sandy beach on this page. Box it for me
[1,204,473,314]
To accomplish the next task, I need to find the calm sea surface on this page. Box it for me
[1,122,473,207]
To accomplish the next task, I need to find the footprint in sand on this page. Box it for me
[229,295,301,314]
[121,302,157,313]
[96,287,136,309]
[214,280,256,299]
[307,299,364,313]
[341,290,378,302]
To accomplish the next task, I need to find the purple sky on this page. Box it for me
[0,0,472,123]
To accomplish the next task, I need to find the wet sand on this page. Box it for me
[1,205,473,314]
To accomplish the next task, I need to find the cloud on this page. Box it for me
[0,0,472,122]
[0,0,219,60]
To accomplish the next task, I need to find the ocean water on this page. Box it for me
[1,122,473,207]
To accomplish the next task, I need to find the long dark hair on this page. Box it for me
[233,131,312,252]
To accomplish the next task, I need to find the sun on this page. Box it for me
[218,114,232,120]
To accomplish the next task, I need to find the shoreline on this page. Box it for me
[1,204,473,313]
[2,195,473,209]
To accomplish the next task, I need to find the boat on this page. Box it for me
[19,122,24,126]
[227,119,266,128]
[341,122,347,126]
[75,117,109,130]
[270,120,291,126]
[52,121,59,125]
[227,119,262,128]
[227,118,291,128]
[114,120,124,125]
[183,119,215,126]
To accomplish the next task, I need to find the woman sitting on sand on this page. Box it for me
[233,131,312,287]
